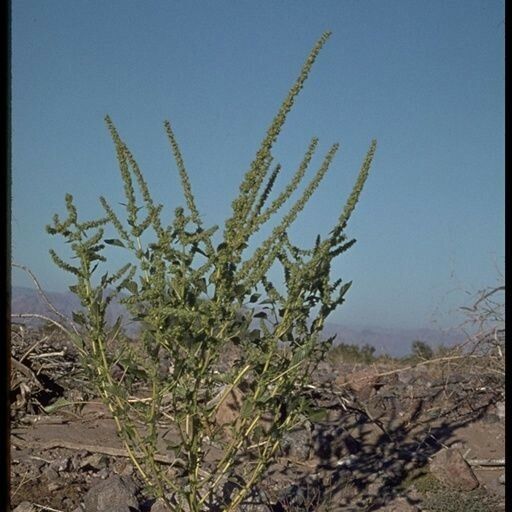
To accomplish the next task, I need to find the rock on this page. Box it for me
[113,460,134,476]
[397,370,415,386]
[277,482,326,511]
[498,473,505,484]
[43,467,60,481]
[149,498,169,512]
[157,348,173,378]
[376,496,420,511]
[83,475,139,512]
[50,456,70,472]
[120,464,135,477]
[215,341,243,373]
[337,367,379,400]
[62,498,76,510]
[27,456,46,471]
[97,467,111,479]
[71,451,88,471]
[483,413,500,424]
[366,480,382,497]
[214,386,244,430]
[313,424,362,463]
[219,478,271,512]
[239,490,271,512]
[429,448,479,491]
[12,502,36,512]
[412,375,432,388]
[48,481,62,492]
[312,361,337,384]
[80,453,109,470]
[281,421,313,460]
[496,401,505,421]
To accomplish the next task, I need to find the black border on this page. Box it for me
[4,2,12,510]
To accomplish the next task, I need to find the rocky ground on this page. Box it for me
[10,324,505,512]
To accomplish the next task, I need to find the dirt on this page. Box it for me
[10,325,505,511]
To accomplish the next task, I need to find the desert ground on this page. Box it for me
[10,324,505,512]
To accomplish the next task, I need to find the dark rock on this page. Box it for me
[313,423,362,462]
[149,498,169,512]
[483,413,500,424]
[312,361,337,384]
[429,448,479,491]
[281,421,313,460]
[157,348,173,378]
[219,478,271,512]
[239,490,272,512]
[43,467,60,481]
[277,482,323,511]
[83,474,139,512]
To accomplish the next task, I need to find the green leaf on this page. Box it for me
[192,245,208,257]
[67,332,85,350]
[110,316,123,336]
[123,281,138,294]
[43,398,74,414]
[234,284,246,296]
[239,400,254,419]
[166,442,183,455]
[72,311,87,325]
[248,329,261,340]
[196,278,207,294]
[104,238,126,248]
[305,407,329,422]
[249,293,261,303]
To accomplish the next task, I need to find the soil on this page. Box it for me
[10,325,505,511]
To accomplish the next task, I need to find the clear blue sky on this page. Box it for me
[11,0,504,330]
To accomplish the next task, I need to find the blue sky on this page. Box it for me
[11,0,504,330]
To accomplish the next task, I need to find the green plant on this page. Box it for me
[327,342,376,365]
[46,31,376,511]
[410,340,434,361]
[402,469,444,494]
[421,487,501,512]
[403,470,502,512]
[433,343,453,358]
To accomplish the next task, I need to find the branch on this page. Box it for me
[12,263,76,330]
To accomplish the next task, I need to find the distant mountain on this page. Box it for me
[12,286,82,318]
[321,323,464,357]
[11,285,137,334]
[11,286,464,356]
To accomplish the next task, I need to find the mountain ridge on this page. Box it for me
[10,286,464,356]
